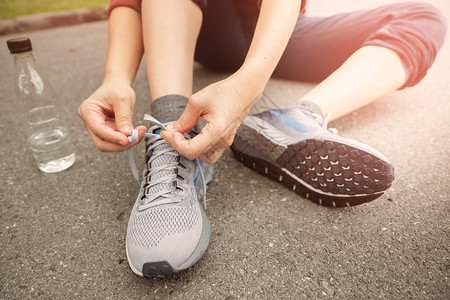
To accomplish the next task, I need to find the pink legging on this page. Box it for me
[194,2,447,88]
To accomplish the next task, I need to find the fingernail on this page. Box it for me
[166,124,174,131]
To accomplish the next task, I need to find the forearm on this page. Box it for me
[238,0,301,97]
[104,7,144,85]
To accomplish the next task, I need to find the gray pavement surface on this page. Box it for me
[0,0,449,299]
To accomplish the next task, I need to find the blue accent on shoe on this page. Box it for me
[268,110,308,133]
[155,129,162,135]
[193,162,203,188]
[194,170,200,187]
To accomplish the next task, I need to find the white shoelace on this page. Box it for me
[126,114,207,209]
[305,110,339,135]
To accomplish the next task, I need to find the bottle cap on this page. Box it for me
[7,37,32,54]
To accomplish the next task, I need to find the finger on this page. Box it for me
[162,121,233,159]
[85,125,130,152]
[80,103,129,145]
[161,129,214,160]
[94,123,130,146]
[84,121,146,152]
[199,148,225,164]
[114,98,135,135]
[135,125,148,143]
[168,99,201,133]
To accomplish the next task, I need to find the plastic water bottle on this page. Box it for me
[7,37,76,173]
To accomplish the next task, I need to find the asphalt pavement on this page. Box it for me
[0,0,449,299]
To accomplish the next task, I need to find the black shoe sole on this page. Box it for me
[231,133,394,207]
[143,261,178,278]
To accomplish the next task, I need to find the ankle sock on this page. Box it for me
[151,94,188,124]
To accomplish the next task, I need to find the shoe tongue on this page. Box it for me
[144,126,199,201]
[294,101,327,127]
[143,115,202,201]
[297,101,323,116]
[146,140,178,197]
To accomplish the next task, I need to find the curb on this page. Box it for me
[0,6,108,36]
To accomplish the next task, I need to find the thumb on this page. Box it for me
[169,100,202,133]
[114,99,134,135]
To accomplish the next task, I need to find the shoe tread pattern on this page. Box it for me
[277,139,394,196]
[231,131,394,207]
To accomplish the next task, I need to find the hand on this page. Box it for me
[161,73,260,164]
[77,79,147,152]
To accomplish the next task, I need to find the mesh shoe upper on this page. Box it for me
[126,115,211,276]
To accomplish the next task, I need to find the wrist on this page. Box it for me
[102,73,133,86]
[234,66,267,102]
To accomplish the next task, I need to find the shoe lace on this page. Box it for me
[126,114,207,211]
[299,106,338,135]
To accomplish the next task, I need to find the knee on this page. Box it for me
[358,2,446,88]
[409,2,447,23]
[404,2,447,46]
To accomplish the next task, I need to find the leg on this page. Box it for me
[141,0,203,99]
[126,0,212,279]
[300,45,405,120]
[230,2,446,206]
[194,1,252,71]
[274,2,447,120]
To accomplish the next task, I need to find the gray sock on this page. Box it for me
[150,94,189,123]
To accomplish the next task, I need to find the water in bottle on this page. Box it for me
[7,37,76,173]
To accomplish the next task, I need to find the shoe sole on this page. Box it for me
[231,125,394,207]
[126,205,211,278]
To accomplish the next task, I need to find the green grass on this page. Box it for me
[0,0,110,20]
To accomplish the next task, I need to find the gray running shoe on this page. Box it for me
[231,104,394,207]
[126,115,213,278]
